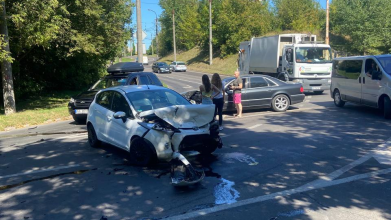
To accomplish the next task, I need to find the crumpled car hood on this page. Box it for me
[140,105,215,128]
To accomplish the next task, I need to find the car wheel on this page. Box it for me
[384,96,391,119]
[87,124,101,148]
[314,91,324,95]
[272,94,290,112]
[73,115,86,124]
[198,141,218,155]
[333,89,345,107]
[129,137,155,166]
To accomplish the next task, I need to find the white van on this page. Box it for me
[135,56,149,65]
[330,55,391,118]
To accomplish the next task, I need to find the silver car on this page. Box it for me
[170,61,187,72]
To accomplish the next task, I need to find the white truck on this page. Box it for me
[238,34,332,94]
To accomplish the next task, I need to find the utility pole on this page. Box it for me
[172,9,177,62]
[209,0,212,65]
[136,0,143,63]
[326,0,329,45]
[0,1,16,115]
[148,9,159,58]
[151,33,154,55]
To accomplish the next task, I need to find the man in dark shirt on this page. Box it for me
[231,70,243,117]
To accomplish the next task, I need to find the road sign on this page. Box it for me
[133,30,147,40]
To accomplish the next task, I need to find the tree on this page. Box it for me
[330,0,391,54]
[0,0,15,115]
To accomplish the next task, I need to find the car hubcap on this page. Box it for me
[335,92,341,103]
[275,96,288,110]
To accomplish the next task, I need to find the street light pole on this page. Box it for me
[326,0,329,45]
[172,9,177,62]
[209,0,212,65]
[136,0,143,63]
[148,9,159,58]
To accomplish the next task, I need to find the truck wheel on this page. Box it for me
[272,94,290,112]
[314,91,324,95]
[87,124,101,148]
[384,96,391,119]
[129,137,156,166]
[333,89,345,107]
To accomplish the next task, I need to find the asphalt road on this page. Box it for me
[1,61,391,220]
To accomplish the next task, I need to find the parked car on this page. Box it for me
[152,62,171,73]
[182,75,305,112]
[170,61,187,72]
[68,62,163,124]
[331,55,391,118]
[86,85,222,185]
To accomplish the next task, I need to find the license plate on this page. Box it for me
[312,87,321,90]
[75,109,88,114]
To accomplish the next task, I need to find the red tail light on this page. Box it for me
[300,87,304,93]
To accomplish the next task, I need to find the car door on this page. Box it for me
[106,91,138,150]
[93,91,114,142]
[361,58,382,107]
[338,59,363,103]
[246,76,272,107]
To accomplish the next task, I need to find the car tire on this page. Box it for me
[272,94,290,112]
[314,91,324,95]
[384,96,391,119]
[129,137,155,166]
[198,142,218,155]
[333,89,345,107]
[73,115,86,124]
[87,124,101,148]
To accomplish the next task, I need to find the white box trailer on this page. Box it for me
[238,34,332,94]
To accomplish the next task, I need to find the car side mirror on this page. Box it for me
[113,111,127,122]
[372,71,382,80]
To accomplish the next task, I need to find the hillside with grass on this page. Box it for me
[158,47,238,76]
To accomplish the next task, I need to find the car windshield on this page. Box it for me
[376,57,391,75]
[295,47,332,63]
[177,62,186,65]
[222,77,235,87]
[158,63,169,67]
[126,89,191,112]
[90,78,127,90]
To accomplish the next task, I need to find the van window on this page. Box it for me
[333,60,362,79]
[377,57,391,75]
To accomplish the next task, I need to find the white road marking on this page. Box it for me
[0,164,80,180]
[183,85,192,88]
[166,138,391,220]
[160,75,198,85]
[248,124,262,129]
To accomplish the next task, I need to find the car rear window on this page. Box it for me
[148,75,163,86]
[177,62,185,65]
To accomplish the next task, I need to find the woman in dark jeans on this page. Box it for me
[211,73,225,131]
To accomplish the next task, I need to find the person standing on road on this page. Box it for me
[231,70,243,118]
[200,74,220,105]
[211,73,225,131]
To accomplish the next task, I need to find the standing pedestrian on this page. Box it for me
[200,74,220,105]
[211,73,225,130]
[231,70,242,118]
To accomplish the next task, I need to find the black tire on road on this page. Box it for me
[384,96,391,119]
[198,142,218,155]
[272,94,290,112]
[333,89,345,107]
[314,91,324,95]
[73,115,86,124]
[87,124,101,148]
[129,137,156,166]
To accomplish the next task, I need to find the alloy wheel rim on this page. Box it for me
[275,96,288,110]
[335,92,341,104]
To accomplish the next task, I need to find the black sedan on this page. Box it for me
[152,62,171,73]
[182,75,305,112]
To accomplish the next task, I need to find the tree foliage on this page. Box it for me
[330,0,391,55]
[2,0,132,98]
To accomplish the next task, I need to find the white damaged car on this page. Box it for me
[87,85,222,185]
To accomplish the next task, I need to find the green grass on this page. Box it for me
[158,47,238,76]
[0,90,82,131]
[115,57,133,63]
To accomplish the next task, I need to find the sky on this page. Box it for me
[131,0,331,51]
